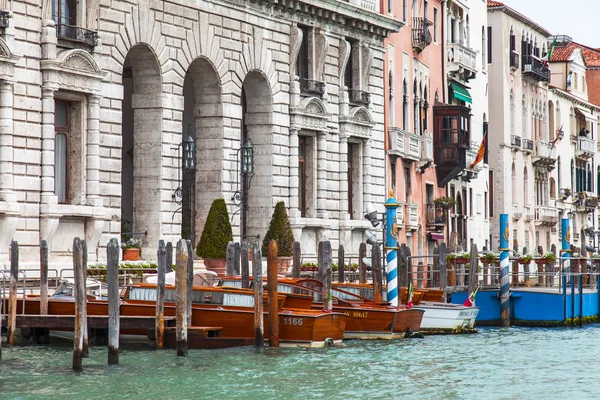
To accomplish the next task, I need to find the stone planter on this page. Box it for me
[204,258,227,276]
[122,248,141,261]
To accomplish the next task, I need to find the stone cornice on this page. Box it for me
[264,0,404,38]
[550,86,600,113]
[488,5,551,38]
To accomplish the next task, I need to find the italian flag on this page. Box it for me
[406,282,414,309]
[542,37,557,66]
[463,287,479,307]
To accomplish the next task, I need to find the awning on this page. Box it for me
[575,106,596,122]
[428,232,445,241]
[450,81,472,104]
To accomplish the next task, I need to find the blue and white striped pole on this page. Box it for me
[561,217,571,282]
[385,192,399,307]
[499,214,510,327]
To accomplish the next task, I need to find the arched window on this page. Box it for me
[413,79,419,134]
[571,159,575,194]
[522,95,527,139]
[510,90,515,136]
[422,84,428,133]
[549,177,556,199]
[557,156,561,194]
[512,162,517,203]
[389,71,394,127]
[402,79,408,131]
[482,26,486,70]
[523,167,529,205]
[548,100,555,141]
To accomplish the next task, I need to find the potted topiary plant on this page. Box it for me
[196,198,233,276]
[262,201,295,274]
[121,238,142,261]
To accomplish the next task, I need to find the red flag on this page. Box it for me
[464,287,479,307]
[469,134,486,169]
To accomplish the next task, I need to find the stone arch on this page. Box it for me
[300,97,328,116]
[349,106,375,127]
[181,56,224,245]
[57,49,102,74]
[241,70,274,239]
[121,44,163,254]
[548,100,555,141]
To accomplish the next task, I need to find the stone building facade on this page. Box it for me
[1,0,401,268]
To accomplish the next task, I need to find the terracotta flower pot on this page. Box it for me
[518,259,531,265]
[204,258,227,276]
[122,248,141,261]
[455,257,468,264]
[534,259,546,265]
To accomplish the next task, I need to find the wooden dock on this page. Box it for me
[1,314,176,330]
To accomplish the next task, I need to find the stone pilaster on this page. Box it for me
[40,86,57,205]
[86,94,101,203]
[317,132,328,219]
[339,135,349,219]
[289,128,300,218]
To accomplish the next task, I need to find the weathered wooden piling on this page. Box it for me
[292,241,301,278]
[175,239,189,356]
[186,239,194,326]
[467,244,478,296]
[522,247,530,285]
[439,242,447,302]
[512,242,519,286]
[432,245,440,287]
[72,238,85,371]
[372,244,383,303]
[417,262,424,289]
[359,243,367,284]
[319,241,333,311]
[7,241,18,345]
[0,297,2,359]
[155,240,167,348]
[267,240,279,347]
[337,245,345,283]
[82,240,89,357]
[107,238,120,365]
[234,242,241,275]
[226,242,236,276]
[241,238,249,288]
[166,242,173,273]
[40,240,49,316]
[252,242,264,346]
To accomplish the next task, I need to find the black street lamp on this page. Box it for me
[232,137,254,239]
[172,124,197,242]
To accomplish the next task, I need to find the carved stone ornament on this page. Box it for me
[339,39,351,87]
[361,44,373,90]
[58,49,102,74]
[314,30,329,82]
[290,26,303,78]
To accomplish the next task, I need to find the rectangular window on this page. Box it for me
[424,0,428,20]
[487,26,493,64]
[469,188,473,216]
[426,184,434,204]
[299,136,306,217]
[388,0,393,15]
[52,0,77,26]
[404,164,411,201]
[55,100,70,204]
[297,26,309,80]
[299,135,316,218]
[489,170,494,217]
[484,191,488,218]
[433,8,438,43]
[390,157,397,197]
[348,142,361,219]
[403,0,407,22]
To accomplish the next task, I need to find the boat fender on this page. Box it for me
[324,338,334,347]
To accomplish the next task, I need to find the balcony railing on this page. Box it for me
[388,127,406,158]
[412,17,432,52]
[534,205,559,225]
[522,138,533,152]
[447,42,477,74]
[575,135,595,159]
[523,205,533,222]
[348,89,371,105]
[405,132,421,161]
[406,203,419,229]
[510,135,521,148]
[509,51,519,69]
[521,55,550,82]
[396,202,405,225]
[300,79,325,96]
[421,135,433,162]
[0,10,9,28]
[426,204,447,226]
[57,24,99,47]
[512,203,522,220]
[533,140,557,170]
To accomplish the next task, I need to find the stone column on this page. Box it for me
[339,135,349,219]
[316,132,328,219]
[86,94,101,203]
[289,128,300,217]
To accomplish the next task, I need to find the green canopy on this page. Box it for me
[450,82,472,104]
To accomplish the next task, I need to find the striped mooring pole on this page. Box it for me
[499,214,510,327]
[561,217,571,281]
[385,191,399,307]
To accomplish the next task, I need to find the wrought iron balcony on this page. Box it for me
[299,79,325,96]
[534,205,559,225]
[57,24,99,47]
[512,203,522,221]
[348,89,371,105]
[412,17,432,53]
[522,138,533,152]
[509,51,519,69]
[426,204,447,227]
[574,135,595,159]
[521,55,550,82]
[510,135,521,148]
[532,140,556,170]
[0,10,9,28]
[447,42,477,76]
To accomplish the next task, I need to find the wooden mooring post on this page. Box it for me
[292,241,301,278]
[186,240,194,326]
[252,242,264,346]
[241,238,249,288]
[226,242,236,276]
[72,238,85,371]
[372,244,382,303]
[175,239,189,356]
[155,240,167,348]
[319,241,333,311]
[337,245,345,283]
[82,240,89,357]
[107,238,120,365]
[267,240,279,347]
[234,242,241,275]
[166,242,173,273]
[467,244,478,296]
[359,243,367,284]
[7,241,18,346]
[439,242,448,302]
[40,240,49,316]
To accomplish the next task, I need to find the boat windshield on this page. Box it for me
[126,287,256,307]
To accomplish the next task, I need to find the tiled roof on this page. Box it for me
[550,41,600,67]
[487,1,505,7]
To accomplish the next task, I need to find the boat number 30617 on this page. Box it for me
[283,317,303,326]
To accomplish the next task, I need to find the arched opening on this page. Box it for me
[455,193,464,245]
[523,167,529,205]
[121,44,163,252]
[510,90,515,136]
[511,162,517,203]
[402,79,409,131]
[388,70,394,127]
[549,177,556,199]
[182,57,223,245]
[240,71,273,239]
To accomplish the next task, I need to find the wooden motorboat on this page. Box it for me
[222,277,424,339]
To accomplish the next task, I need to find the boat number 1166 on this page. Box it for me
[283,317,303,326]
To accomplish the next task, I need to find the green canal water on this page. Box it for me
[1,326,599,400]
